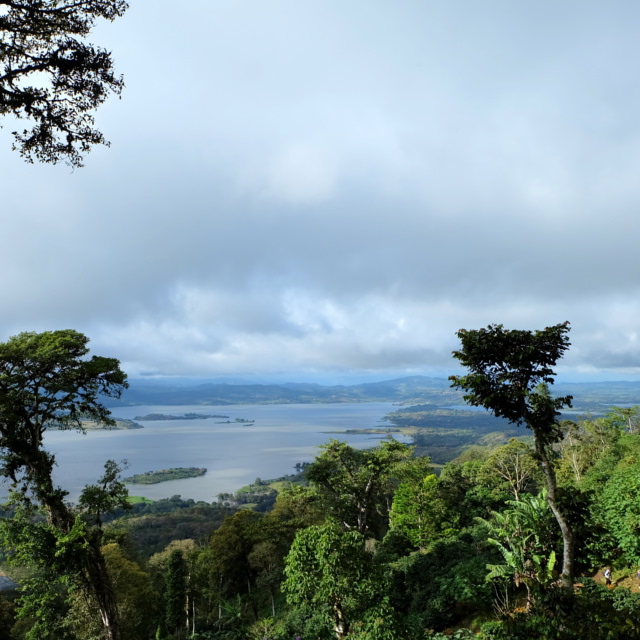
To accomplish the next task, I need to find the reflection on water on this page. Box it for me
[37,403,406,503]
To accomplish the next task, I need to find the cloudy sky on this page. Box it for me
[2,0,640,381]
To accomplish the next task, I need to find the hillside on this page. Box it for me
[106,375,640,414]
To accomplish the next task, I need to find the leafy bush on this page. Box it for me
[389,534,495,631]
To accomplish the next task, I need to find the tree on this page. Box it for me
[596,457,640,565]
[0,330,128,640]
[0,0,128,166]
[164,550,188,639]
[283,522,396,640]
[66,543,156,640]
[604,405,640,434]
[206,510,262,629]
[480,439,539,501]
[450,322,575,588]
[557,417,620,486]
[248,540,282,618]
[389,474,454,549]
[149,539,198,638]
[267,483,325,530]
[306,439,413,537]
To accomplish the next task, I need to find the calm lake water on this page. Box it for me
[40,403,402,503]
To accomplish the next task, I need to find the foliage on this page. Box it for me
[79,459,131,531]
[164,550,188,637]
[481,581,640,639]
[479,491,557,608]
[438,459,510,527]
[427,631,477,640]
[389,474,457,549]
[118,498,232,558]
[580,431,640,492]
[283,522,397,639]
[267,483,325,529]
[207,510,261,602]
[273,601,334,640]
[1,460,132,640]
[0,597,15,640]
[450,322,576,588]
[306,439,413,536]
[604,405,640,434]
[557,417,620,486]
[0,0,128,166]
[388,532,495,632]
[595,457,640,565]
[0,330,127,453]
[0,330,128,640]
[65,543,156,640]
[450,322,572,441]
[6,329,640,638]
[149,539,199,570]
[479,439,539,500]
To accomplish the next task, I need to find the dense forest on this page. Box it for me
[3,407,640,639]
[5,327,640,639]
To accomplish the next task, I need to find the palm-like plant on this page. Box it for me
[479,490,557,609]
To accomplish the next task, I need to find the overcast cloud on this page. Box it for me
[3,0,640,381]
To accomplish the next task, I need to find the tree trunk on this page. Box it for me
[333,600,349,640]
[30,453,122,640]
[533,432,574,590]
[82,542,121,640]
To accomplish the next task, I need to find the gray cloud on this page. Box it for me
[3,1,640,379]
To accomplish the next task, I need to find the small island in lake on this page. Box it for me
[215,417,255,425]
[134,412,229,421]
[80,418,143,430]
[124,467,207,484]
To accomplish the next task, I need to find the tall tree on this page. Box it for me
[450,322,575,588]
[389,474,453,549]
[306,439,412,537]
[164,550,188,639]
[283,522,395,640]
[480,439,539,501]
[66,543,156,640]
[557,417,620,486]
[206,510,262,628]
[0,330,128,640]
[0,0,128,166]
[604,405,640,434]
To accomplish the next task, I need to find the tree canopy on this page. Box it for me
[0,329,129,640]
[450,322,576,588]
[0,329,127,494]
[0,0,128,166]
[4,326,640,638]
[305,439,413,537]
[449,322,572,438]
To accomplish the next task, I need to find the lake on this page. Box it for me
[40,402,403,503]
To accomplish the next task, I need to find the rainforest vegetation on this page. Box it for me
[4,326,640,639]
[4,411,640,640]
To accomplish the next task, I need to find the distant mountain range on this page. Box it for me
[106,376,640,413]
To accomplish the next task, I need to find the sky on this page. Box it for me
[2,0,640,382]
